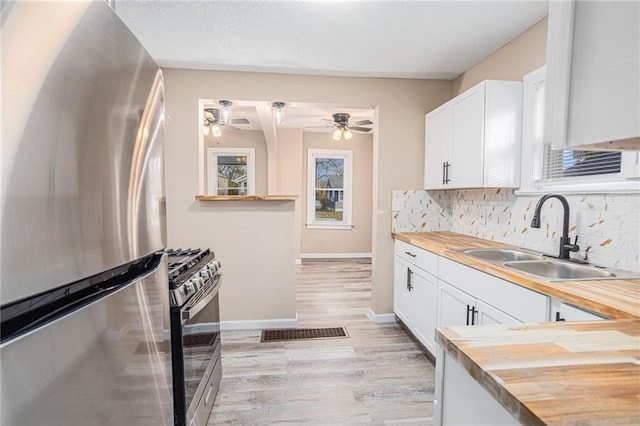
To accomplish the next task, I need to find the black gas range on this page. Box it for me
[166,248,222,426]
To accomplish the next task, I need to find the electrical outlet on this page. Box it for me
[479,209,487,225]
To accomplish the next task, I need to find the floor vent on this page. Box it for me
[261,327,348,342]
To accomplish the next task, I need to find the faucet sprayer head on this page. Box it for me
[531,214,541,228]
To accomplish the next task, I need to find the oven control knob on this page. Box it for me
[200,269,211,279]
[188,278,198,291]
[194,276,204,288]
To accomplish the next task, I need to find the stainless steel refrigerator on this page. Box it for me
[1,2,172,424]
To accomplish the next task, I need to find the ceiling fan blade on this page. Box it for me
[231,118,249,124]
[351,119,373,126]
[350,126,372,132]
[222,124,242,132]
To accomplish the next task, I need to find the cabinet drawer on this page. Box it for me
[394,240,438,274]
[439,257,548,323]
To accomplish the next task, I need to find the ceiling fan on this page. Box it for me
[309,113,374,140]
[203,101,250,137]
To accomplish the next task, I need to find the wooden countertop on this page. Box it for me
[436,320,640,425]
[195,195,297,201]
[392,232,640,319]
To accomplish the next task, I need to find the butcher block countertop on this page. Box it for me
[436,320,640,426]
[393,232,640,424]
[392,231,640,319]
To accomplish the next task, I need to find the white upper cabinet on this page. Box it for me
[545,0,640,150]
[424,80,522,190]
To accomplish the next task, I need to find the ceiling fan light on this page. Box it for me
[343,129,353,140]
[219,100,232,124]
[271,101,285,126]
[211,123,222,138]
[332,128,343,141]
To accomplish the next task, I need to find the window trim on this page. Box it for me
[518,65,640,195]
[306,149,353,230]
[206,147,256,196]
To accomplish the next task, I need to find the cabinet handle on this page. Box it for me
[471,306,478,326]
[555,312,566,322]
[407,268,413,291]
[444,162,451,184]
[404,251,417,258]
[466,305,472,326]
[442,162,446,184]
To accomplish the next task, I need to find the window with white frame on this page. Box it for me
[307,149,353,229]
[207,148,255,196]
[520,66,639,192]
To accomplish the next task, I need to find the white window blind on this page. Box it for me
[529,72,622,184]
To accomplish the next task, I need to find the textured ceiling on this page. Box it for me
[115,1,548,80]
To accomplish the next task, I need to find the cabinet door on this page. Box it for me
[449,84,485,189]
[546,0,640,149]
[412,268,438,354]
[424,107,451,189]
[475,300,521,326]
[437,280,475,329]
[550,299,605,322]
[393,257,414,326]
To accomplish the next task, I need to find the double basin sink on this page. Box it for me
[458,248,640,281]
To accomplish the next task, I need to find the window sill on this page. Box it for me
[515,180,640,196]
[196,195,297,201]
[306,223,354,230]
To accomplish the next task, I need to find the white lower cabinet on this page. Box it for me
[393,257,414,326]
[437,280,521,329]
[437,280,476,328]
[411,268,438,354]
[475,299,520,325]
[550,298,606,322]
[393,241,438,355]
[435,350,518,425]
[438,257,549,323]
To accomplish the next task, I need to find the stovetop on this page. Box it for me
[165,248,221,307]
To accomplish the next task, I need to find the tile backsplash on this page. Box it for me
[392,189,640,273]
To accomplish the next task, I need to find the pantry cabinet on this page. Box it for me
[545,0,640,149]
[424,80,522,190]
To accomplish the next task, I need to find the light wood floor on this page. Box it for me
[207,259,435,425]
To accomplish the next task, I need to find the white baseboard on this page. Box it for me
[220,314,298,331]
[366,309,398,324]
[301,252,372,259]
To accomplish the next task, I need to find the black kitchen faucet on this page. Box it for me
[530,194,580,260]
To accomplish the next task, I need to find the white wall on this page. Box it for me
[162,68,452,316]
[301,132,373,255]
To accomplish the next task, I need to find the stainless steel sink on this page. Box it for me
[459,248,545,262]
[503,260,618,280]
[458,247,640,281]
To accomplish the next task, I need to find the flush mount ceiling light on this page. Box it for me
[219,100,233,124]
[271,101,285,126]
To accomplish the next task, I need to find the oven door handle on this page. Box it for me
[181,274,221,322]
